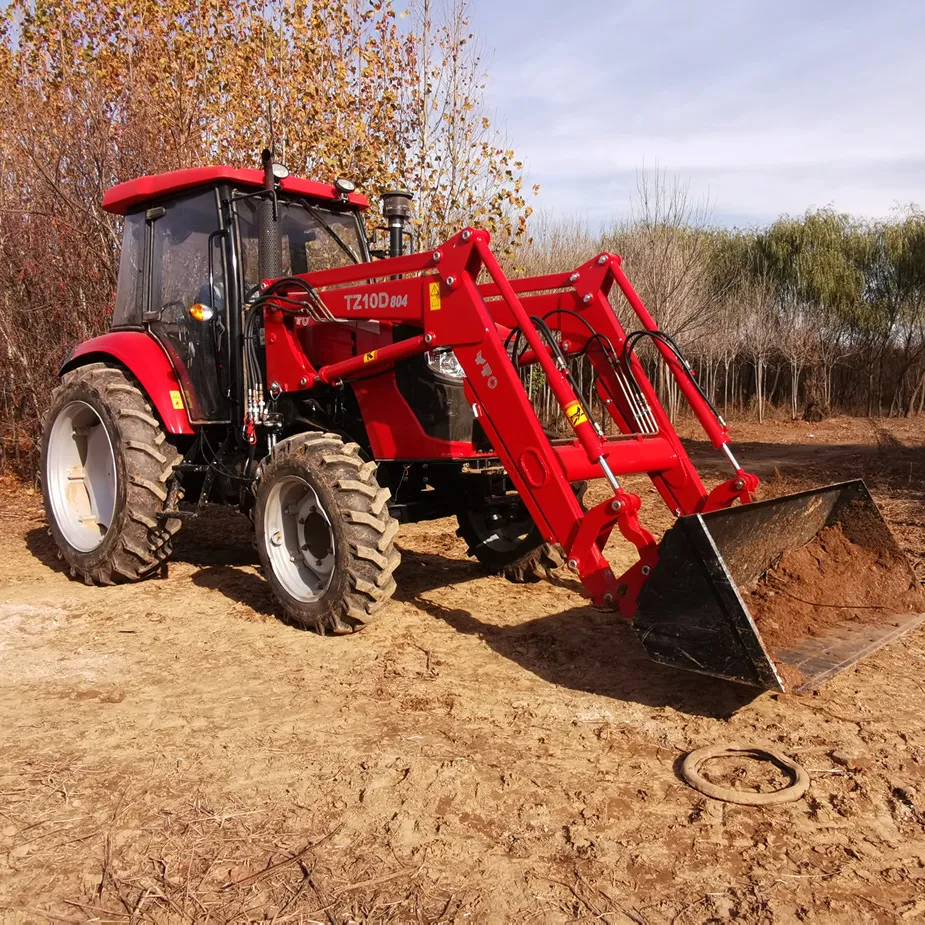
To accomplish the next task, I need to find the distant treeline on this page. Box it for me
[517,174,925,432]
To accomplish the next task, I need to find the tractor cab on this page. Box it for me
[102,166,371,423]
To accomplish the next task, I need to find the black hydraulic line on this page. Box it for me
[621,329,724,422]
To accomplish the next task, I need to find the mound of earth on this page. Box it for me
[743,524,925,655]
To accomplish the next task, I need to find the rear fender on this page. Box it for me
[61,332,195,435]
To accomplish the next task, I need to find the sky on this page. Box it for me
[468,0,925,229]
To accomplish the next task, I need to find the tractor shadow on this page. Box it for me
[396,548,759,719]
[25,525,65,575]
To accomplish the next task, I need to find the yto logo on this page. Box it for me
[475,351,497,389]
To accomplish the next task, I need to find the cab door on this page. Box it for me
[144,189,229,423]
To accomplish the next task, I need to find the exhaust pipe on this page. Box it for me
[257,148,282,283]
[381,189,413,258]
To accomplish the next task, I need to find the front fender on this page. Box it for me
[61,331,195,435]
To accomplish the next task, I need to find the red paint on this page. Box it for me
[262,228,759,610]
[103,166,369,215]
[61,332,195,435]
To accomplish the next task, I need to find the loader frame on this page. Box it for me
[261,227,760,614]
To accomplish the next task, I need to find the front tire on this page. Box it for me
[40,363,182,584]
[255,432,400,634]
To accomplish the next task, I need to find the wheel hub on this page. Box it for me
[45,400,117,552]
[263,476,335,603]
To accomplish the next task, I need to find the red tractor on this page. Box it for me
[41,152,924,691]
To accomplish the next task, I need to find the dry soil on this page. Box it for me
[2,416,925,923]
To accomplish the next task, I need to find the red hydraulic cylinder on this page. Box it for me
[317,334,430,385]
[555,435,679,482]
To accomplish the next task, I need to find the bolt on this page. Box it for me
[582,294,592,304]
[432,250,442,263]
[610,499,623,512]
[734,478,745,490]
[316,559,323,567]
[290,554,298,563]
[424,332,435,344]
[641,565,651,576]
[309,505,317,513]
[301,543,310,550]
[445,275,456,286]
[567,559,579,572]
[597,255,607,266]
[270,531,283,546]
[462,230,471,241]
[569,272,579,283]
[603,592,614,605]
[299,377,308,387]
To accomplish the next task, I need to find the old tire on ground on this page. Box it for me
[255,432,400,634]
[456,482,586,583]
[40,362,182,584]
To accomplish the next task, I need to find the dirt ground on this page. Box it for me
[2,416,925,923]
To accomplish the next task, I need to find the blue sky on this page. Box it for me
[468,0,925,228]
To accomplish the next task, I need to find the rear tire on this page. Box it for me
[456,482,586,583]
[40,363,182,584]
[255,432,400,634]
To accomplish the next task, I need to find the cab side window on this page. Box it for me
[147,190,228,423]
[152,191,224,318]
[112,210,145,328]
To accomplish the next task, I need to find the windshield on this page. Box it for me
[234,196,366,289]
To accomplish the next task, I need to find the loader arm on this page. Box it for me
[261,228,755,616]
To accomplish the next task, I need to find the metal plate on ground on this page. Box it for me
[775,611,925,691]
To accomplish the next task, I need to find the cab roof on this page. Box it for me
[102,166,370,215]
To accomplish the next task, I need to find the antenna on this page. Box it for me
[267,99,276,160]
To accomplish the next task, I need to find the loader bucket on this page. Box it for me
[634,480,925,691]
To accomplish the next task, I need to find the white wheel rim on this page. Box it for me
[264,475,336,602]
[45,400,118,553]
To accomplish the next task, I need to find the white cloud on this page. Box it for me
[470,0,925,226]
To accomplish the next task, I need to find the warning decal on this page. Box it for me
[363,350,378,363]
[565,400,588,428]
[429,281,442,311]
[169,390,185,410]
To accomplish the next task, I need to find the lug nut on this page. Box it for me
[270,531,283,546]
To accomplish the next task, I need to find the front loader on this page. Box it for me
[41,154,925,692]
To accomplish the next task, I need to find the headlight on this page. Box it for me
[426,347,466,380]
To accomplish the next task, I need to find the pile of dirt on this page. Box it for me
[743,524,925,654]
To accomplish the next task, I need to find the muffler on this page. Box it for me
[634,480,925,691]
